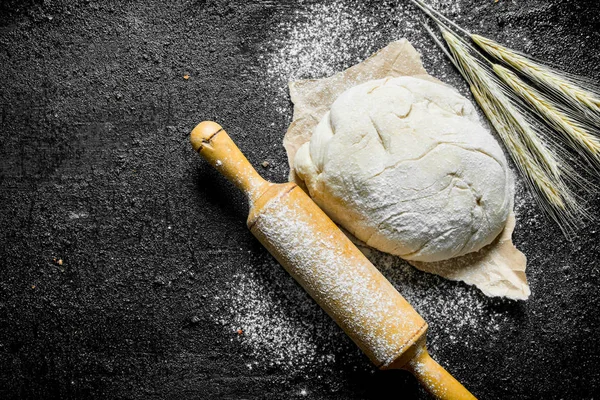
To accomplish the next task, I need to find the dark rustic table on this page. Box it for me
[1,0,599,399]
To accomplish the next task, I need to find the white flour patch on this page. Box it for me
[215,270,341,370]
[68,211,89,219]
[258,0,458,115]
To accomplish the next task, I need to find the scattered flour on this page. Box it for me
[259,0,466,115]
[217,270,323,369]
[213,249,513,372]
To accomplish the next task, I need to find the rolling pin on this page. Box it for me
[190,121,477,400]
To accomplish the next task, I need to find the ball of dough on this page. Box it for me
[294,76,513,262]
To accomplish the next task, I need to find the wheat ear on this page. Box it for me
[493,64,600,172]
[442,32,562,179]
[440,29,585,233]
[472,34,600,123]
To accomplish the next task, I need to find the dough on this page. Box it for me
[294,76,513,262]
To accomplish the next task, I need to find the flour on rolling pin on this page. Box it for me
[250,188,426,367]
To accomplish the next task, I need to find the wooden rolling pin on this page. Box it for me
[190,121,477,400]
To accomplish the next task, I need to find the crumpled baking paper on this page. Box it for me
[282,39,530,300]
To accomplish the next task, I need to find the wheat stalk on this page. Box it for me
[470,85,567,214]
[472,34,600,123]
[438,29,586,233]
[493,64,600,171]
[413,0,595,233]
[442,31,562,178]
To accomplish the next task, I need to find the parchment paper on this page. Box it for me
[283,39,530,300]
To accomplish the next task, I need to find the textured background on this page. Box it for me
[1,0,599,399]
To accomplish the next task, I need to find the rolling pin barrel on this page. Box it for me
[190,121,477,400]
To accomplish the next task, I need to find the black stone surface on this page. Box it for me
[1,0,599,399]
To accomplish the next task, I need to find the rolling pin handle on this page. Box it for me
[190,121,270,201]
[404,346,477,400]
